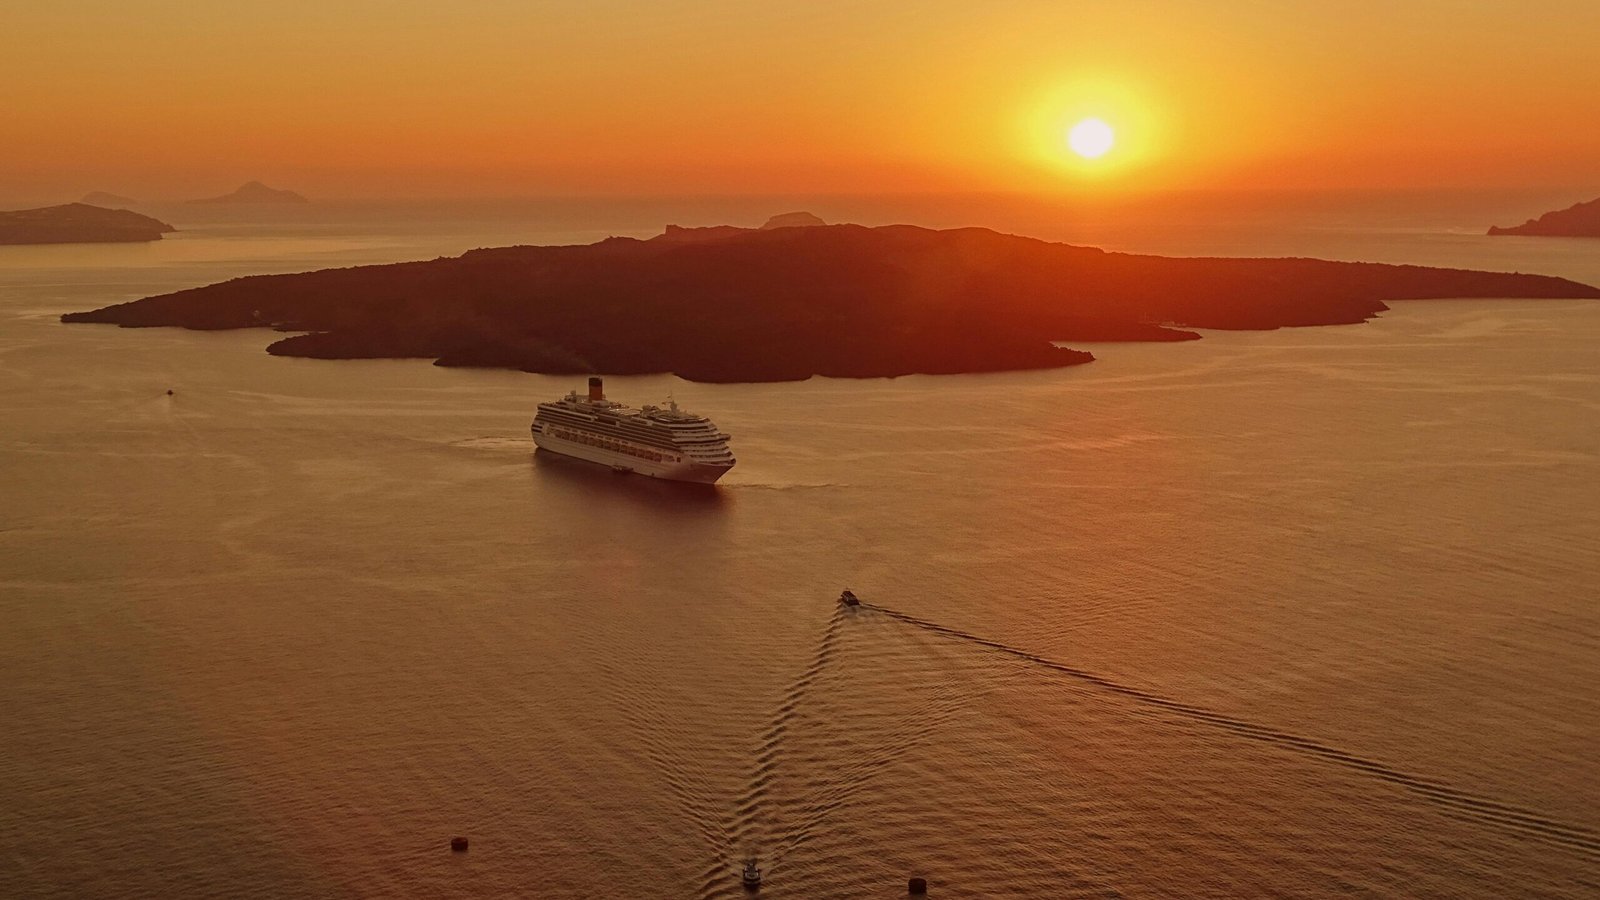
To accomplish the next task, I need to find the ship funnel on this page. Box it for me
[588,376,604,402]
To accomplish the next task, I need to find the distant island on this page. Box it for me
[761,211,827,229]
[1,203,175,245]
[1488,196,1600,236]
[188,181,309,204]
[62,222,1599,382]
[79,191,141,208]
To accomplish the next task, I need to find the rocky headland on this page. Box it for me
[1488,197,1600,236]
[62,222,1600,382]
[0,203,175,245]
[188,181,309,204]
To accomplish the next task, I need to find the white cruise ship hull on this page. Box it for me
[532,429,733,484]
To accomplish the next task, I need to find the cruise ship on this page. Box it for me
[531,377,736,483]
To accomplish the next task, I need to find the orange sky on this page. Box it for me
[4,1,1598,201]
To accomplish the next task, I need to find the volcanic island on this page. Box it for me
[63,220,1600,382]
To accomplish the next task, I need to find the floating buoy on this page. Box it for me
[908,876,928,894]
[450,836,469,852]
[166,389,174,396]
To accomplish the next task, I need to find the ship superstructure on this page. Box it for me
[531,377,736,483]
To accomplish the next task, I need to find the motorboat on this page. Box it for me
[839,589,860,607]
[742,858,762,889]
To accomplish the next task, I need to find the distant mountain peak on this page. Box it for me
[189,181,309,204]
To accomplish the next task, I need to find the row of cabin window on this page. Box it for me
[554,428,675,463]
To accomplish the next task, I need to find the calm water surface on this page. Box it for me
[1,197,1597,897]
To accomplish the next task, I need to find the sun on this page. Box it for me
[1067,117,1115,159]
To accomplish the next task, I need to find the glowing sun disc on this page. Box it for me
[1067,118,1115,159]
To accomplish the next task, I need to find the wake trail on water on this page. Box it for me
[859,601,1600,859]
[696,610,850,898]
[689,608,843,898]
[724,606,846,867]
[704,604,967,897]
[600,656,735,870]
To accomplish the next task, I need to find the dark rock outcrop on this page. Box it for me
[188,181,309,204]
[761,211,826,229]
[656,224,752,243]
[0,203,175,245]
[61,223,1600,382]
[1488,197,1600,236]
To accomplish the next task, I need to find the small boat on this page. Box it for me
[839,589,860,607]
[742,858,762,890]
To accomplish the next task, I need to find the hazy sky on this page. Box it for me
[5,1,1598,200]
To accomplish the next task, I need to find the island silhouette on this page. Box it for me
[760,211,827,229]
[62,221,1599,382]
[1,203,175,245]
[1488,196,1600,236]
[188,181,309,204]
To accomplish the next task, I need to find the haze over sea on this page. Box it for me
[2,191,1597,897]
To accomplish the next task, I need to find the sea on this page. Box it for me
[1,191,1597,898]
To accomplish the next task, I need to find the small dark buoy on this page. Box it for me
[166,389,174,396]
[450,836,468,852]
[908,876,927,894]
